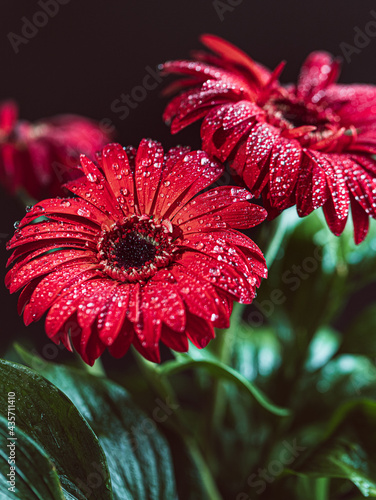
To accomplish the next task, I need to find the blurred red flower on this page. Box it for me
[6,140,267,365]
[0,100,110,200]
[162,35,376,243]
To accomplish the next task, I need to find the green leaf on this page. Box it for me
[0,416,65,500]
[0,359,112,500]
[294,355,376,428]
[295,401,376,497]
[230,325,282,382]
[17,347,178,500]
[164,430,218,500]
[305,327,341,372]
[159,352,290,417]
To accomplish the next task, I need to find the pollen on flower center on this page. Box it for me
[114,231,157,268]
[97,215,177,282]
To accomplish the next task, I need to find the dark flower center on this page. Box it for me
[114,231,157,269]
[97,215,177,282]
[262,95,346,150]
[272,99,329,128]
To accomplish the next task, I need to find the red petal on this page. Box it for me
[0,100,18,134]
[100,143,136,215]
[297,51,340,99]
[71,325,106,366]
[107,320,134,358]
[7,250,96,293]
[178,251,256,303]
[175,185,266,230]
[185,312,215,349]
[135,139,164,214]
[76,280,117,330]
[160,324,188,352]
[70,154,124,219]
[7,240,91,268]
[143,281,186,333]
[178,200,266,232]
[45,278,109,339]
[132,335,161,363]
[170,265,232,327]
[9,220,98,250]
[350,194,369,244]
[345,155,376,217]
[155,151,223,220]
[309,152,349,220]
[97,284,131,346]
[200,34,271,86]
[296,153,329,216]
[269,137,302,209]
[23,265,102,325]
[19,198,108,229]
[323,197,348,236]
[324,84,376,128]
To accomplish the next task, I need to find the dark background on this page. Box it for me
[1,0,375,356]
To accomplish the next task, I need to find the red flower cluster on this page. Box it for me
[0,100,110,200]
[162,35,376,243]
[6,140,267,365]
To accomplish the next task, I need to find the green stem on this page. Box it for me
[209,301,244,435]
[132,348,223,500]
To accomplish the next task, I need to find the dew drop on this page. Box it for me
[87,173,97,183]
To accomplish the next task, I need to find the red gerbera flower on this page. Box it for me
[6,140,267,365]
[0,100,110,200]
[162,35,376,243]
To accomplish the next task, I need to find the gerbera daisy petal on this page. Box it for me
[19,198,109,229]
[135,139,164,214]
[107,322,134,358]
[7,250,96,293]
[178,251,255,303]
[97,284,131,346]
[351,194,370,244]
[296,51,340,99]
[269,137,302,208]
[0,100,17,133]
[324,85,376,126]
[185,313,215,349]
[23,265,102,325]
[323,197,348,236]
[200,34,271,86]
[157,151,223,219]
[160,324,189,352]
[144,280,186,333]
[68,155,125,219]
[132,335,161,364]
[45,278,105,340]
[17,276,44,316]
[170,266,229,328]
[175,186,267,231]
[100,143,135,214]
[76,280,117,330]
[7,240,92,268]
[309,152,349,220]
[71,325,106,367]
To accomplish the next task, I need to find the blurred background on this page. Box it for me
[1,0,375,359]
